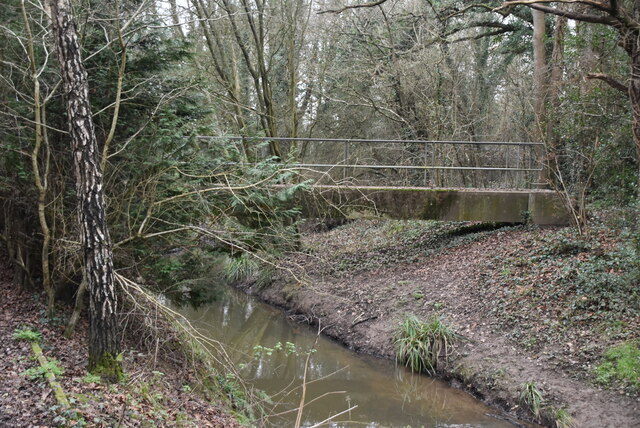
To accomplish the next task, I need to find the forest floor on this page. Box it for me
[0,251,240,428]
[242,213,640,428]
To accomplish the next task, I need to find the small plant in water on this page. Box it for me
[255,341,299,357]
[519,381,544,419]
[394,314,458,375]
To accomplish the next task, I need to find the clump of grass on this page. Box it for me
[519,381,544,419]
[551,407,575,428]
[394,314,458,375]
[224,253,258,282]
[595,341,640,390]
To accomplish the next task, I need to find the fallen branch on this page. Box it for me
[29,342,70,409]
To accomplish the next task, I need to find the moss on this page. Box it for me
[30,342,70,409]
[90,353,124,383]
[595,341,640,390]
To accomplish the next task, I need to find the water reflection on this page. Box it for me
[175,286,520,428]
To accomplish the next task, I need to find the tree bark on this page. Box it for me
[48,0,122,380]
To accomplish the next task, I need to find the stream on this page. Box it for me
[175,285,521,428]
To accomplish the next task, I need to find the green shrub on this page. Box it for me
[545,233,592,256]
[394,314,458,375]
[571,244,640,318]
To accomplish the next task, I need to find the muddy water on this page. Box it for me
[176,286,518,428]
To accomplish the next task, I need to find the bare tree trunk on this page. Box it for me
[546,14,566,185]
[48,0,122,380]
[532,9,546,130]
[21,0,54,315]
[532,9,548,185]
[168,0,185,39]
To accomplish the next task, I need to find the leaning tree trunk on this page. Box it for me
[48,0,122,380]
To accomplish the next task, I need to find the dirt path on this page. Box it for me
[245,222,639,427]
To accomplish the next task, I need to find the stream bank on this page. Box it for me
[0,250,240,428]
[239,219,639,428]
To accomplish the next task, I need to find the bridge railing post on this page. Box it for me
[343,140,349,181]
[423,142,428,187]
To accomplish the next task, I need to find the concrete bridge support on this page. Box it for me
[297,185,570,225]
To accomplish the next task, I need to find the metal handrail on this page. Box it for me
[197,135,542,188]
[195,135,543,146]
[226,162,541,172]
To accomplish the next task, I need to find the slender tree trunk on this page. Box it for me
[532,9,548,186]
[546,14,566,184]
[22,0,54,315]
[626,32,640,189]
[48,0,122,380]
[168,0,185,39]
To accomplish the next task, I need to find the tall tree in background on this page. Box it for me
[48,0,121,379]
[502,0,640,189]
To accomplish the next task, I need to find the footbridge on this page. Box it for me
[200,136,570,225]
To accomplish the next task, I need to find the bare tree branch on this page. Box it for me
[318,0,389,15]
[587,72,629,94]
[498,1,620,26]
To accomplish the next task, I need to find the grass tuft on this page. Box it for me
[519,381,544,419]
[224,253,258,283]
[551,407,575,428]
[394,314,458,375]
